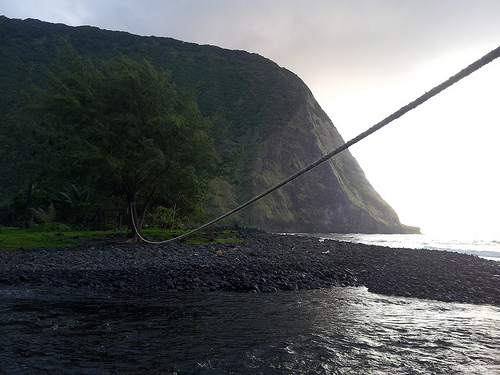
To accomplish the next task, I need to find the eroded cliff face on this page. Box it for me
[251,88,407,233]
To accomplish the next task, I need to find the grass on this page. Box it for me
[0,227,241,250]
[139,228,241,244]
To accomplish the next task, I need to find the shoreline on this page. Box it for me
[1,228,500,306]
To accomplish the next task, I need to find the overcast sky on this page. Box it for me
[2,0,500,237]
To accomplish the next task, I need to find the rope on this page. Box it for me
[132,45,500,244]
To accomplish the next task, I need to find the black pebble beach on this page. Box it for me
[1,228,499,306]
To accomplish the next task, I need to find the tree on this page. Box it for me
[35,48,217,240]
[0,55,61,226]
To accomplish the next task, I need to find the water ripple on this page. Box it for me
[1,287,499,374]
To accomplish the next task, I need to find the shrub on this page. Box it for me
[30,203,56,231]
[147,206,184,230]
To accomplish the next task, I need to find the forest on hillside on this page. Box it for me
[1,17,415,235]
[0,17,306,234]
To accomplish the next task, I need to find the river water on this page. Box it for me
[1,287,499,374]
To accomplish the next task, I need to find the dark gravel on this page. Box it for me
[1,228,499,306]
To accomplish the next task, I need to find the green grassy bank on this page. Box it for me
[0,227,240,250]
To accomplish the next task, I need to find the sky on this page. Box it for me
[2,0,500,237]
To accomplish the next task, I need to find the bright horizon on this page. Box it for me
[2,0,499,237]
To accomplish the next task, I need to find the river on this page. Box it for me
[1,286,499,374]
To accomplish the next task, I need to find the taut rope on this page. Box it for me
[132,45,500,244]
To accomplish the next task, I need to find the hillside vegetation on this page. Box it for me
[0,16,419,234]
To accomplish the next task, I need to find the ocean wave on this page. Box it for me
[314,234,500,261]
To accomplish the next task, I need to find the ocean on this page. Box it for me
[311,233,500,262]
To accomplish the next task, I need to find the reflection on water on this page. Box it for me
[1,287,499,374]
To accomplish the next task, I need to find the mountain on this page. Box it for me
[0,16,418,233]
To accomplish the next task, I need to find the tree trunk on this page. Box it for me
[127,199,141,243]
[125,186,155,243]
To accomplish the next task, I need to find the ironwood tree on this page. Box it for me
[34,48,217,240]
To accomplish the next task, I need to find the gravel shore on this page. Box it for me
[1,228,499,306]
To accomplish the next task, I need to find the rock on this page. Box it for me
[165,280,175,289]
[0,228,499,306]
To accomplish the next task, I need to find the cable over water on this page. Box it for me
[133,44,500,244]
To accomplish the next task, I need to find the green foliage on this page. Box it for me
[59,184,95,228]
[0,227,240,249]
[139,228,241,244]
[147,206,183,230]
[30,202,56,231]
[0,227,121,249]
[0,17,410,234]
[29,202,71,232]
[29,47,218,237]
[0,17,304,230]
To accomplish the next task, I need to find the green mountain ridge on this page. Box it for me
[0,16,418,234]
